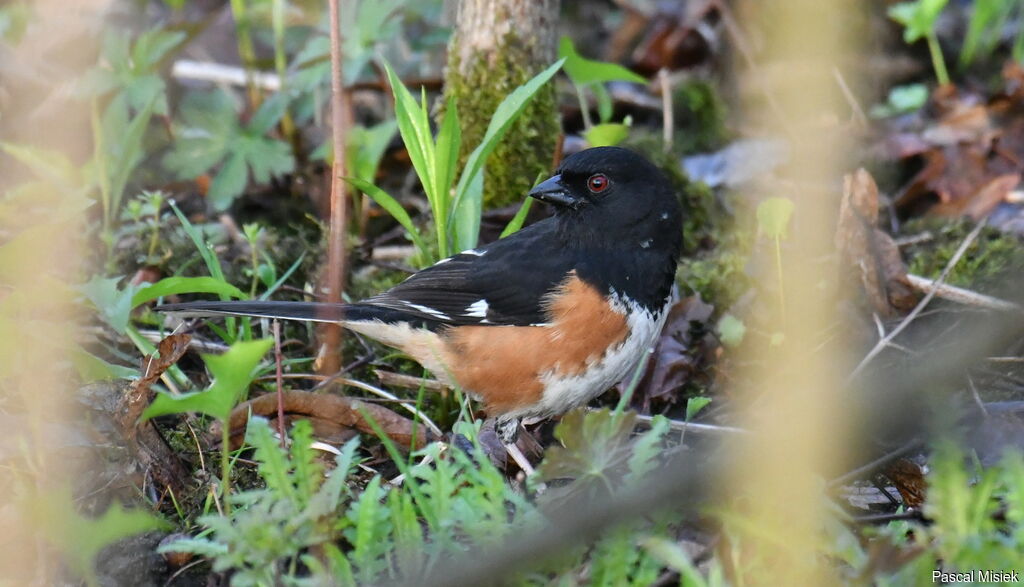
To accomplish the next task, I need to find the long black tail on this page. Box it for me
[157,301,348,323]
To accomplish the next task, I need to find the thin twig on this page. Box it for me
[632,413,748,436]
[848,221,987,383]
[967,376,989,418]
[322,0,350,374]
[827,440,921,489]
[850,510,925,525]
[831,67,867,127]
[374,369,450,392]
[659,68,673,153]
[904,274,1022,312]
[505,443,536,476]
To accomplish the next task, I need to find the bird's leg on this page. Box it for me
[495,416,521,444]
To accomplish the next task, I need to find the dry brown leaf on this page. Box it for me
[932,173,1021,220]
[882,458,927,509]
[121,333,191,440]
[116,333,192,492]
[837,169,918,316]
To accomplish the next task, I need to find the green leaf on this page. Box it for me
[685,396,712,421]
[141,338,272,422]
[870,83,928,118]
[453,165,483,252]
[247,92,290,135]
[887,0,949,43]
[536,408,636,488]
[643,537,708,586]
[716,313,746,348]
[558,36,646,85]
[131,276,246,308]
[584,121,630,147]
[169,201,226,284]
[80,276,140,335]
[28,488,168,586]
[70,346,138,382]
[346,177,429,255]
[756,196,795,239]
[384,63,438,204]
[162,89,238,179]
[346,120,399,181]
[209,152,248,211]
[434,98,462,219]
[499,196,534,238]
[246,417,300,504]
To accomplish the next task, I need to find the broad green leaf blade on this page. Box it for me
[558,36,645,85]
[346,177,429,256]
[142,338,272,422]
[131,276,246,309]
[247,92,290,135]
[70,346,138,381]
[80,275,140,335]
[383,62,437,202]
[454,167,483,252]
[434,97,462,228]
[499,196,534,238]
[451,59,564,229]
[209,152,248,211]
[584,122,630,147]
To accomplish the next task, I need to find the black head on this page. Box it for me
[529,147,682,253]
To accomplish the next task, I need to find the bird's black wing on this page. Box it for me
[362,220,577,328]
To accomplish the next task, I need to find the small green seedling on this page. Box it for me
[756,196,795,324]
[888,0,950,85]
[142,338,273,510]
[559,36,645,131]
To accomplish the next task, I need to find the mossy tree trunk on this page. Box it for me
[443,0,561,209]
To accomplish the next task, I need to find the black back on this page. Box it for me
[362,147,683,329]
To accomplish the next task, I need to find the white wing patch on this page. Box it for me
[401,301,451,321]
[464,299,489,318]
[462,248,486,257]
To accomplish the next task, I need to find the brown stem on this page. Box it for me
[321,0,351,375]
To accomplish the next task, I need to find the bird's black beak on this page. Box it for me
[528,174,580,208]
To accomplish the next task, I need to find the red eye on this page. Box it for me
[587,174,609,193]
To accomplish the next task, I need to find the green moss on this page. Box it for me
[677,250,750,310]
[671,79,729,155]
[443,33,560,209]
[903,218,1024,295]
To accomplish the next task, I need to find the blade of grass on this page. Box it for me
[346,177,429,255]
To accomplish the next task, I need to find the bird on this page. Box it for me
[159,147,683,443]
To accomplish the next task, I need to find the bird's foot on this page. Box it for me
[495,417,521,444]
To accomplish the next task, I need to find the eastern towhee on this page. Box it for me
[160,147,683,442]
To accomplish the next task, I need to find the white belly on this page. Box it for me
[506,295,670,421]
